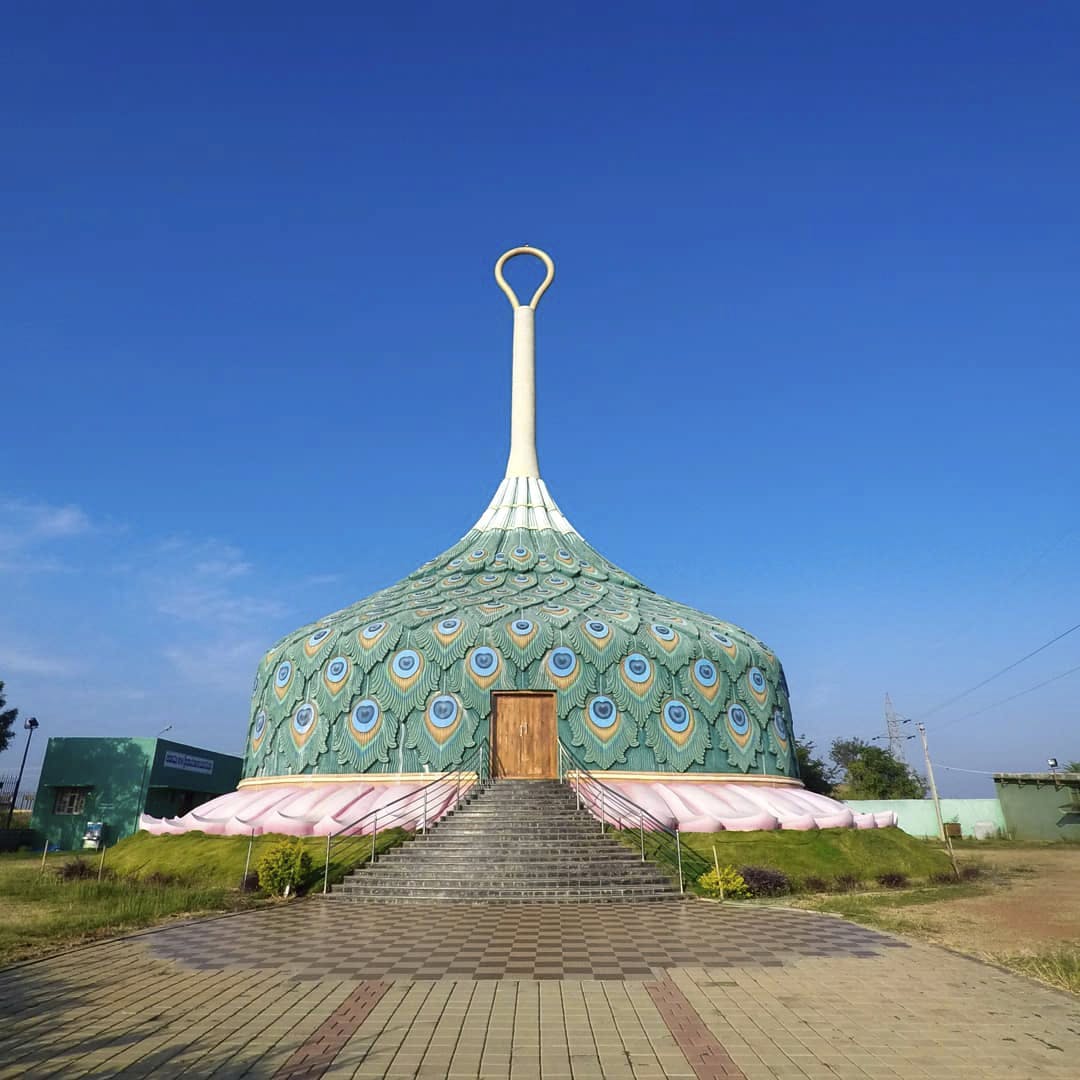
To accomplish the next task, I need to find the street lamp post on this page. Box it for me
[5,716,39,830]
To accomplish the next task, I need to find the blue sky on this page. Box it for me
[2,4,1078,796]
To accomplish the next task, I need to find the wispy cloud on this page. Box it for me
[0,642,84,678]
[0,497,95,573]
[163,639,264,694]
[137,538,285,626]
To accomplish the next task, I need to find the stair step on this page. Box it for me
[330,778,680,904]
[355,867,672,882]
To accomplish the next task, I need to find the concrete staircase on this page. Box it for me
[331,779,682,902]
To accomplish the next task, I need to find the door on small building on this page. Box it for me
[491,692,557,778]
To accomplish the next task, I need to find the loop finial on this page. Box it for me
[494,246,555,310]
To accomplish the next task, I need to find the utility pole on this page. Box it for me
[5,716,39,830]
[884,693,905,761]
[917,722,958,876]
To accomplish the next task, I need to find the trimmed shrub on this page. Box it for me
[834,873,861,892]
[57,858,94,881]
[876,872,909,890]
[141,871,182,887]
[256,838,313,897]
[697,865,751,900]
[240,870,260,893]
[738,865,791,897]
[929,869,959,885]
[799,875,830,894]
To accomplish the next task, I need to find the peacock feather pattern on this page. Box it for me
[241,246,798,786]
[243,476,794,781]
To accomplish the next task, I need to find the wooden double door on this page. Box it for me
[491,692,557,778]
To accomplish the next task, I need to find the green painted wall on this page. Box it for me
[30,737,242,850]
[993,774,1080,842]
[844,798,1006,838]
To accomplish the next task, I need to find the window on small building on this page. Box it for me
[53,788,88,815]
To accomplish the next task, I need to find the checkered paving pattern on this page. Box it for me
[3,905,1078,1078]
[648,975,746,1079]
[144,898,904,981]
[273,980,391,1079]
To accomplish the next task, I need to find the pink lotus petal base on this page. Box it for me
[572,780,897,831]
[139,778,896,836]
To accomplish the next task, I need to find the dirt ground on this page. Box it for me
[875,845,1080,956]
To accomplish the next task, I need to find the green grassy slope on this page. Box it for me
[619,826,951,887]
[103,828,409,889]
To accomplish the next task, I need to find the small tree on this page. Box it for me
[830,737,927,799]
[1066,761,1080,774]
[256,838,313,897]
[794,737,836,795]
[0,680,17,755]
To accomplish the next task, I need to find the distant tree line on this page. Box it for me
[795,736,928,799]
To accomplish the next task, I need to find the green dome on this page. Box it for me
[243,247,794,781]
[244,477,793,780]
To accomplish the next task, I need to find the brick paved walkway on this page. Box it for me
[0,899,1077,1079]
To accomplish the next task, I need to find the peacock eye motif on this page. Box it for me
[448,557,464,568]
[494,553,507,563]
[481,574,498,584]
[584,619,610,639]
[326,657,348,682]
[693,659,718,688]
[710,630,734,648]
[351,699,380,733]
[469,647,498,675]
[307,628,331,647]
[470,548,486,560]
[622,653,651,684]
[663,700,691,733]
[773,708,787,738]
[362,622,387,639]
[548,647,577,677]
[727,703,750,735]
[275,661,293,688]
[438,618,462,634]
[392,650,420,678]
[587,696,617,729]
[512,546,529,558]
[293,703,316,735]
[749,667,766,692]
[428,695,459,728]
[651,624,676,641]
[253,709,266,739]
[512,619,534,634]
[513,574,530,584]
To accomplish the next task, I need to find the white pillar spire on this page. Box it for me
[494,246,555,479]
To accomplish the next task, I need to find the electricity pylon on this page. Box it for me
[884,693,906,761]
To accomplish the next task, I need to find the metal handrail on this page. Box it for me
[557,740,709,894]
[321,741,489,894]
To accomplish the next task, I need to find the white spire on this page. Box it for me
[493,246,555,480]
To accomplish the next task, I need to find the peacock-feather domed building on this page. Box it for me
[142,248,895,836]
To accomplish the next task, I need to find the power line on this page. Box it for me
[934,660,1080,732]
[917,620,1080,721]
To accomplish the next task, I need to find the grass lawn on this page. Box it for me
[0,827,408,967]
[617,826,952,891]
[0,852,242,967]
[103,827,408,890]
[992,950,1080,995]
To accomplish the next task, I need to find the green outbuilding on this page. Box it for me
[30,737,242,851]
[993,771,1080,842]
